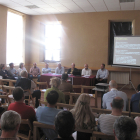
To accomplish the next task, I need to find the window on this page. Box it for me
[45,23,62,62]
[6,11,24,65]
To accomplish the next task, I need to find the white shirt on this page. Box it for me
[17,67,27,76]
[42,68,51,74]
[55,67,65,74]
[96,69,109,79]
[81,68,92,76]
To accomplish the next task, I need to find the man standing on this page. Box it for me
[98,97,124,135]
[0,110,21,140]
[29,63,41,81]
[102,80,128,111]
[55,63,65,74]
[96,63,109,84]
[114,116,137,140]
[42,63,51,74]
[8,63,18,78]
[81,64,92,76]
[15,71,41,108]
[67,63,78,74]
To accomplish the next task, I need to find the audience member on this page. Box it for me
[59,74,73,104]
[114,116,137,140]
[54,110,75,140]
[98,97,124,135]
[29,63,41,81]
[96,63,109,84]
[0,64,15,80]
[44,77,65,103]
[42,63,51,74]
[8,63,18,78]
[70,93,95,140]
[130,84,140,113]
[15,71,41,108]
[17,63,27,76]
[55,63,65,74]
[134,116,140,137]
[0,110,21,140]
[102,80,128,111]
[8,87,36,124]
[67,63,78,74]
[81,64,92,76]
[36,90,61,139]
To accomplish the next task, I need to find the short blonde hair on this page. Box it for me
[70,93,95,129]
[50,77,61,88]
[21,71,27,77]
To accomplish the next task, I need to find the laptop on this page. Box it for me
[73,71,81,76]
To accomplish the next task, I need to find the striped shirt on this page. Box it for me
[98,114,122,135]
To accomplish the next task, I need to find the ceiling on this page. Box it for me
[0,0,140,15]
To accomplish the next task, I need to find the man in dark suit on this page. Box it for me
[67,63,78,74]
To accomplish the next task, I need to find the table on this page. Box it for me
[40,73,96,93]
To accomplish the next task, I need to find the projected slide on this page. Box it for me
[113,36,140,67]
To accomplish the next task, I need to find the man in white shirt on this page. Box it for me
[55,63,65,74]
[102,80,128,111]
[81,64,92,76]
[96,63,109,84]
[98,97,124,135]
[42,63,51,74]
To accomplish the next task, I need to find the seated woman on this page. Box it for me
[44,77,65,103]
[17,62,27,76]
[0,64,15,80]
[70,93,95,140]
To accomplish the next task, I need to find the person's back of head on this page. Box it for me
[50,77,61,88]
[113,116,137,140]
[111,97,124,111]
[61,73,68,81]
[109,80,117,89]
[55,110,75,139]
[1,110,21,138]
[21,70,28,78]
[13,87,24,101]
[47,90,59,105]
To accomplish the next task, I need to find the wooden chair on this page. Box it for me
[72,85,82,93]
[9,80,17,86]
[35,82,48,93]
[0,79,10,86]
[17,119,32,140]
[33,121,55,140]
[0,95,10,107]
[56,103,74,110]
[24,89,35,108]
[81,86,95,93]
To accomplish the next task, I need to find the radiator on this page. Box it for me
[110,72,129,84]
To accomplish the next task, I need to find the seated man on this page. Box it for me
[130,84,140,113]
[42,63,51,74]
[55,63,65,74]
[0,110,21,139]
[15,71,41,108]
[59,73,73,104]
[8,87,36,124]
[8,63,18,78]
[102,80,128,111]
[54,110,75,140]
[67,63,78,74]
[98,97,124,135]
[81,64,92,76]
[114,116,137,140]
[29,63,41,81]
[36,90,61,139]
[0,64,15,80]
[96,63,109,84]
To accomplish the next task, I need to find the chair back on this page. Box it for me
[72,85,82,93]
[9,80,17,86]
[35,82,48,90]
[81,86,95,93]
[0,95,10,106]
[2,85,15,95]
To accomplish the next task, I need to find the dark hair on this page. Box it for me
[46,90,59,105]
[19,63,24,68]
[13,87,24,101]
[62,74,68,81]
[9,63,13,67]
[137,84,140,91]
[55,111,75,138]
[102,63,105,67]
[114,116,137,140]
[0,64,5,70]
[112,98,124,110]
